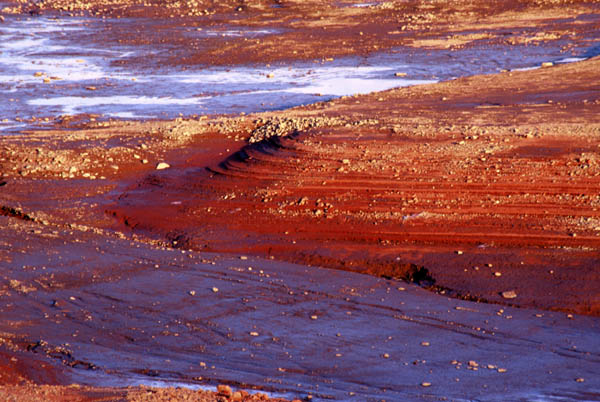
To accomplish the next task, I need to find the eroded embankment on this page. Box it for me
[111,57,600,316]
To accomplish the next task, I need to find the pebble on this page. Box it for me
[211,287,219,293]
[493,272,502,277]
[575,377,585,382]
[217,384,233,397]
[395,72,407,77]
[501,290,517,299]
[541,61,554,68]
[421,341,430,346]
[249,331,259,337]
[421,382,431,387]
[155,162,170,170]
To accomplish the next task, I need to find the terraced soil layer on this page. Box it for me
[112,57,600,316]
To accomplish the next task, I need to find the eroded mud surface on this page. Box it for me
[1,217,599,401]
[1,0,600,401]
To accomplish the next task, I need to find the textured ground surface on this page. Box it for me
[1,0,600,400]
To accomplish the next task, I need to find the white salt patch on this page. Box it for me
[285,77,435,96]
[28,95,206,115]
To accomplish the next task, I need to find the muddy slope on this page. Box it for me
[112,57,600,316]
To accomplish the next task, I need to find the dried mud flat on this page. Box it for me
[1,0,600,401]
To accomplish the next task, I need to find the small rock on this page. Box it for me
[541,61,554,68]
[468,360,479,368]
[310,315,318,320]
[395,72,407,77]
[501,290,517,299]
[575,377,585,383]
[382,353,390,358]
[231,391,243,401]
[155,162,170,170]
[266,73,275,78]
[493,272,502,277]
[421,341,430,346]
[421,382,431,387]
[211,287,219,293]
[217,384,233,397]
[188,290,196,296]
[249,331,259,337]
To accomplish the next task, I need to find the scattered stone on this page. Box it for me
[310,315,318,320]
[575,377,585,383]
[493,272,502,277]
[382,353,390,358]
[421,382,431,387]
[501,290,517,299]
[249,331,259,337]
[211,287,219,293]
[468,360,479,368]
[188,290,196,296]
[155,162,170,170]
[421,341,430,346]
[217,384,233,397]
